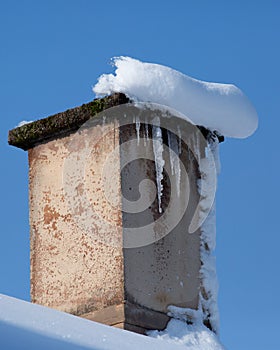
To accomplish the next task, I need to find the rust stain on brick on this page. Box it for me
[43,205,60,226]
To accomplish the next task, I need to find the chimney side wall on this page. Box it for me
[120,124,201,313]
[29,121,124,316]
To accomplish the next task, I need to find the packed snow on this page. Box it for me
[0,294,223,350]
[93,56,258,138]
[197,137,221,333]
[0,294,224,350]
[149,318,225,350]
[16,120,33,127]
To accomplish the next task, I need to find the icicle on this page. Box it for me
[145,119,149,145]
[167,131,181,197]
[167,131,174,175]
[152,120,165,214]
[143,118,147,146]
[177,125,182,154]
[135,115,140,145]
[196,131,201,161]
[209,136,221,175]
[189,131,201,164]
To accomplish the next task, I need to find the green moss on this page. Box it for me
[90,98,106,115]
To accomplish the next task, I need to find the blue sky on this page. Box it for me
[1,1,279,349]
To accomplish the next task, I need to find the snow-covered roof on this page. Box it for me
[0,294,225,349]
[93,56,258,139]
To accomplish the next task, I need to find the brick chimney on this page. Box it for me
[8,93,222,334]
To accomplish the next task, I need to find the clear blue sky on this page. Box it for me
[1,1,279,349]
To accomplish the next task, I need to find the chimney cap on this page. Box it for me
[8,93,130,151]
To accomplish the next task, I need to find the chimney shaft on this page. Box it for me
[8,93,220,334]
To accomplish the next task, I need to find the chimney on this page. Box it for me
[8,92,222,334]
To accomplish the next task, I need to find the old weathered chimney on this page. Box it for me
[8,93,222,334]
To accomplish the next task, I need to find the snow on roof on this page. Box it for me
[0,294,225,350]
[93,56,258,139]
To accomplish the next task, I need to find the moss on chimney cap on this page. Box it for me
[8,93,130,151]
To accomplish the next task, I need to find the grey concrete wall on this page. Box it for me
[120,122,201,313]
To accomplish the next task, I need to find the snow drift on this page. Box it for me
[93,56,258,138]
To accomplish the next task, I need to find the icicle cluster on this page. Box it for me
[134,117,182,214]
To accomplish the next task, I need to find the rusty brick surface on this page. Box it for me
[29,119,124,316]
